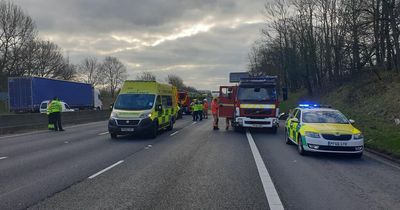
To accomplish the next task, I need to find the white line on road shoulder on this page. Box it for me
[246,130,284,210]
[0,156,8,160]
[170,131,179,136]
[98,132,109,136]
[88,160,124,179]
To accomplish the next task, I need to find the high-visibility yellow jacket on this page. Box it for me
[49,100,62,113]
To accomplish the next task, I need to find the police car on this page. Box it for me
[284,104,364,157]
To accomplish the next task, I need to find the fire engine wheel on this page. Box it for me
[270,126,278,134]
[234,126,244,133]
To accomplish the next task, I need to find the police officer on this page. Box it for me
[191,99,197,121]
[50,97,64,131]
[47,100,55,130]
[197,100,203,121]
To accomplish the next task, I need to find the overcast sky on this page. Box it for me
[14,0,266,90]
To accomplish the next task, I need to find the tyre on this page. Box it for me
[297,135,308,155]
[285,129,292,144]
[110,133,117,139]
[148,123,158,139]
[167,118,174,131]
[270,126,278,134]
[234,125,243,132]
[352,152,363,158]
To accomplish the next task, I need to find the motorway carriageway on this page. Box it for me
[0,117,399,210]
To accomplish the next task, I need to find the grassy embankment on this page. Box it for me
[285,72,400,158]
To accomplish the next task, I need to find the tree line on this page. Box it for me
[249,0,400,94]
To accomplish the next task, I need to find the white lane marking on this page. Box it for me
[246,130,284,210]
[98,132,109,136]
[192,122,197,125]
[88,160,124,179]
[0,156,8,160]
[170,131,179,136]
[145,145,153,149]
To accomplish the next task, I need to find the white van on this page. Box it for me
[39,100,75,113]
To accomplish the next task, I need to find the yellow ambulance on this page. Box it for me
[108,81,178,139]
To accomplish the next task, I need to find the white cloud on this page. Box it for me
[13,0,267,90]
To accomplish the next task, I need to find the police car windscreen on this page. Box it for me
[114,94,155,110]
[303,111,349,124]
[237,87,276,101]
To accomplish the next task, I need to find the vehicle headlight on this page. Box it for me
[139,111,152,118]
[305,131,320,138]
[110,111,117,118]
[354,133,364,139]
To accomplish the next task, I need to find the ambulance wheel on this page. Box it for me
[167,118,174,131]
[149,123,158,139]
[110,133,117,139]
[297,135,308,156]
[285,129,292,144]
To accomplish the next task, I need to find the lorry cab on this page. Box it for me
[108,81,178,139]
[219,76,280,132]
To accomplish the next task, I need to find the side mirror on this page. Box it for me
[156,104,162,111]
[349,119,355,124]
[278,113,287,120]
[292,117,299,123]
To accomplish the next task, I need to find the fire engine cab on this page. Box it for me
[218,73,280,133]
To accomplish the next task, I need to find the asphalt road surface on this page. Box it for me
[0,117,399,210]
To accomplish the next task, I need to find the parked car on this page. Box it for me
[39,100,75,113]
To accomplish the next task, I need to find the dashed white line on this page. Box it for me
[192,122,197,125]
[98,132,109,136]
[246,130,284,210]
[88,160,124,179]
[170,131,179,136]
[0,156,8,160]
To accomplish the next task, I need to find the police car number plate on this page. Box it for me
[328,141,347,146]
[121,128,134,132]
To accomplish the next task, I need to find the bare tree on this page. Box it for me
[0,0,36,77]
[78,57,103,86]
[136,71,156,81]
[102,56,127,98]
[166,74,185,89]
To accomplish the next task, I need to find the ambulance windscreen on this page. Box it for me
[114,94,155,110]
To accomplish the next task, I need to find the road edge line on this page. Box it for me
[88,160,124,179]
[246,130,284,210]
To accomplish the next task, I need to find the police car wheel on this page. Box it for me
[353,152,363,158]
[285,129,291,144]
[297,135,307,155]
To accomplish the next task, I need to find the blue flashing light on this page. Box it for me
[299,103,320,108]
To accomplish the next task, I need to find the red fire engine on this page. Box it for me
[218,74,281,133]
